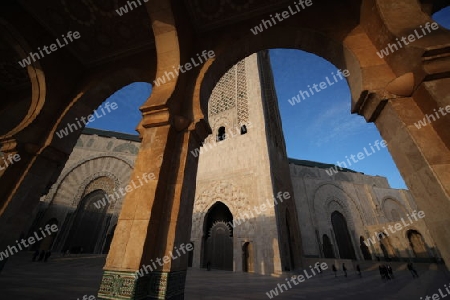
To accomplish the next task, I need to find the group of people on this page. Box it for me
[378,264,394,280]
[332,263,362,278]
[32,250,51,262]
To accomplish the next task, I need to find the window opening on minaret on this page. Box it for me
[217,126,226,141]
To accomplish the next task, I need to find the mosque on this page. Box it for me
[29,51,439,276]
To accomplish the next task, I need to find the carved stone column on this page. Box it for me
[98,105,210,299]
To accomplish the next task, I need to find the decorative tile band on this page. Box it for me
[98,270,186,300]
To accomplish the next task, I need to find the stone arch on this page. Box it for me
[0,19,46,140]
[381,197,409,222]
[201,202,233,271]
[366,0,450,76]
[312,183,366,241]
[419,0,449,15]
[63,189,110,254]
[192,180,254,239]
[191,23,396,124]
[407,229,430,258]
[46,156,133,209]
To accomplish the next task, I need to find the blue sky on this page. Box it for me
[87,7,450,190]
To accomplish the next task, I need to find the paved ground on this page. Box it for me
[0,252,449,300]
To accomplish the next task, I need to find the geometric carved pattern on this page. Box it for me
[98,270,137,299]
[83,176,116,199]
[74,171,121,206]
[208,59,249,130]
[192,180,255,239]
[98,270,186,300]
[236,60,249,125]
[209,65,236,116]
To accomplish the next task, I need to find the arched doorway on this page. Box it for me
[331,211,356,260]
[408,230,429,258]
[360,236,371,260]
[242,242,254,273]
[38,218,59,251]
[323,234,335,258]
[202,202,233,271]
[63,190,109,254]
[379,233,396,261]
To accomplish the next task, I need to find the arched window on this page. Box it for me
[240,124,247,135]
[217,126,226,141]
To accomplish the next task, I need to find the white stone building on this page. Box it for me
[30,52,439,275]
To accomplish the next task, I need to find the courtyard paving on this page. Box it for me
[0,252,449,300]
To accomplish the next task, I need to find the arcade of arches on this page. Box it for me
[0,1,450,299]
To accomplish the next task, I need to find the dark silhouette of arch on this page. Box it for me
[323,234,335,258]
[63,190,110,254]
[331,211,356,260]
[360,236,371,260]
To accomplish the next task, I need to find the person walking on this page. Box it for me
[342,263,347,277]
[332,264,337,277]
[407,262,419,278]
[356,264,362,278]
[32,250,39,262]
[387,265,394,279]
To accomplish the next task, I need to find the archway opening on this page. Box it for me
[408,230,429,259]
[242,242,254,273]
[63,190,109,254]
[201,202,233,271]
[331,211,356,260]
[378,233,397,261]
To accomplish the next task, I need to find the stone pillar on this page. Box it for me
[358,76,450,266]
[98,106,209,299]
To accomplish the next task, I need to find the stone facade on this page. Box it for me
[31,129,140,254]
[30,52,439,276]
[289,159,439,262]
